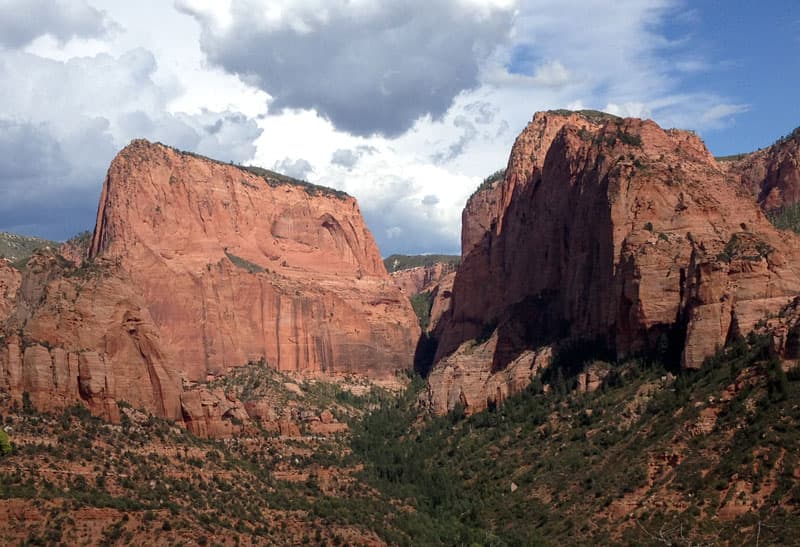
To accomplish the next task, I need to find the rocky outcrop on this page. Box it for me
[0,253,182,422]
[427,271,456,334]
[179,386,250,438]
[754,296,800,362]
[429,110,800,413]
[724,130,800,212]
[0,261,20,322]
[426,332,551,415]
[390,262,456,296]
[391,262,457,335]
[58,232,92,267]
[89,140,418,381]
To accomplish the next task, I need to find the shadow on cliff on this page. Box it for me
[413,333,439,378]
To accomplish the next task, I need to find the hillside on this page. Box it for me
[0,369,398,546]
[355,335,800,545]
[2,335,797,546]
[0,232,58,263]
[383,254,460,273]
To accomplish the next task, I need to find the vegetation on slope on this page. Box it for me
[772,125,800,148]
[383,254,460,273]
[0,232,58,264]
[0,368,398,546]
[1,336,798,545]
[547,109,622,122]
[352,334,800,546]
[409,291,434,331]
[470,168,505,199]
[715,152,751,162]
[768,202,800,234]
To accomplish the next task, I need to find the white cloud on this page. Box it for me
[0,0,754,257]
[272,157,314,180]
[699,103,751,128]
[0,45,261,240]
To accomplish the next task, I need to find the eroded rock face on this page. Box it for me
[180,387,249,438]
[425,331,551,415]
[0,254,182,422]
[427,271,456,334]
[390,262,456,296]
[429,111,800,412]
[89,140,418,381]
[0,261,20,322]
[725,132,800,212]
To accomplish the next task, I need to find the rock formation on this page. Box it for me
[89,140,418,381]
[724,129,800,213]
[390,261,457,334]
[0,253,182,421]
[390,262,456,297]
[0,140,419,430]
[426,332,551,415]
[429,110,800,414]
[0,261,20,323]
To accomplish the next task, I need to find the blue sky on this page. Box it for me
[663,1,800,154]
[0,0,798,254]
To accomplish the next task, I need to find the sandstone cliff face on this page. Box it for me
[390,262,456,296]
[725,131,800,212]
[0,261,20,323]
[0,254,182,421]
[89,140,419,381]
[429,111,800,413]
[426,332,551,415]
[0,141,417,431]
[390,262,457,334]
[427,271,456,334]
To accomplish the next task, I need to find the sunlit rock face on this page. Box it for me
[429,111,800,413]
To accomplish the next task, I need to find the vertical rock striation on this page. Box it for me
[88,140,418,381]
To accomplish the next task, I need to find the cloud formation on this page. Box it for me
[0,47,261,240]
[179,0,516,137]
[330,146,377,169]
[0,0,762,256]
[273,157,313,180]
[0,0,113,48]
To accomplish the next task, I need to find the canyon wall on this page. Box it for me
[725,130,800,212]
[1,140,419,429]
[89,140,419,381]
[429,111,800,414]
[0,254,181,421]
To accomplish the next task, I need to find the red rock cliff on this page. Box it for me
[0,260,20,323]
[390,262,456,296]
[724,130,800,213]
[0,253,182,421]
[89,140,419,381]
[429,111,800,413]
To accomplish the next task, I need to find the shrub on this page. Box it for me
[0,429,11,456]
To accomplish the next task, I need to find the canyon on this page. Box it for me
[1,112,800,545]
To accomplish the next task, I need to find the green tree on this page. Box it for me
[0,429,11,456]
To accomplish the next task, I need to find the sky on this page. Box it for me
[0,0,798,256]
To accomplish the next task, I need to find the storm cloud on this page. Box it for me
[179,0,515,137]
[0,0,113,48]
[0,47,262,240]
